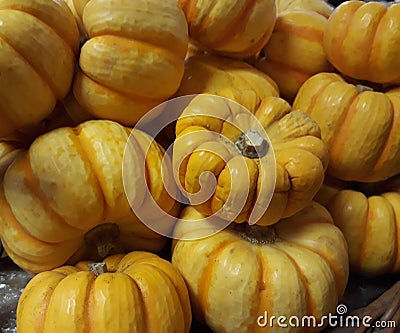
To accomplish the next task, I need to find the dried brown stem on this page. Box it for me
[234,129,269,159]
[83,223,121,259]
[88,262,108,276]
[235,224,277,245]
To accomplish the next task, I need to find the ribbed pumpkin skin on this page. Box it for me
[64,0,90,42]
[174,95,327,226]
[176,54,280,113]
[0,141,21,177]
[276,0,333,18]
[315,177,400,277]
[178,0,276,58]
[72,0,188,125]
[256,9,333,102]
[172,203,349,333]
[17,252,192,333]
[0,120,178,273]
[293,72,400,183]
[0,0,79,137]
[324,1,400,84]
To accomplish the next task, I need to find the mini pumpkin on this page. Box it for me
[276,0,333,18]
[175,53,280,114]
[173,94,327,226]
[72,0,189,125]
[324,0,400,84]
[0,140,22,177]
[293,72,400,182]
[256,9,333,102]
[171,202,349,333]
[0,120,179,273]
[315,175,400,277]
[17,251,192,333]
[178,0,277,58]
[0,0,80,137]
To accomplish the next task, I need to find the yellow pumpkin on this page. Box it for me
[176,53,280,114]
[0,140,22,177]
[276,0,333,18]
[64,0,90,43]
[171,202,349,333]
[315,175,400,277]
[256,9,333,102]
[173,94,328,226]
[72,0,188,125]
[0,0,80,137]
[293,72,400,182]
[324,1,400,84]
[0,120,179,273]
[17,251,192,333]
[178,0,277,59]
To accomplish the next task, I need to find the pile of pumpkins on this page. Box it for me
[0,0,400,332]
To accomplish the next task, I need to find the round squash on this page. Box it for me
[72,0,188,125]
[315,175,400,277]
[178,0,277,59]
[173,94,328,226]
[293,72,400,182]
[0,119,179,273]
[276,0,333,18]
[171,202,349,333]
[324,0,400,84]
[176,53,280,114]
[0,0,80,137]
[17,251,192,333]
[256,9,333,102]
[0,140,22,177]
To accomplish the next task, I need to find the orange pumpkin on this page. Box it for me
[72,0,189,125]
[324,1,400,84]
[172,202,349,333]
[293,72,400,182]
[17,252,192,333]
[256,9,333,102]
[0,0,80,137]
[316,175,400,277]
[276,0,333,18]
[0,120,179,273]
[178,0,277,58]
[173,94,328,226]
[176,53,280,114]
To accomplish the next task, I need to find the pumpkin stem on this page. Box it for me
[234,129,269,159]
[84,223,121,259]
[234,223,276,244]
[88,262,108,276]
[355,84,374,93]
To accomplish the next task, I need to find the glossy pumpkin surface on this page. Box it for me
[316,176,400,277]
[0,0,80,137]
[0,120,179,273]
[324,0,400,84]
[293,72,400,182]
[178,0,276,58]
[72,0,188,125]
[17,251,192,333]
[256,9,333,102]
[172,202,349,333]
